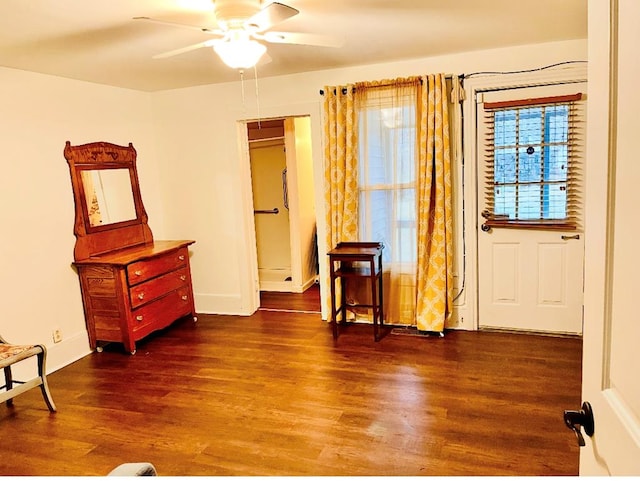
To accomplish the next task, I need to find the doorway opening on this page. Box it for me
[246,116,319,309]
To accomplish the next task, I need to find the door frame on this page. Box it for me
[462,63,588,330]
[234,102,328,317]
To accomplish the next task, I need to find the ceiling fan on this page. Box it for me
[134,0,343,69]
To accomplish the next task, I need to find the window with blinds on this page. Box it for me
[482,93,584,229]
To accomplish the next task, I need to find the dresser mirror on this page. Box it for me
[80,168,137,227]
[65,141,153,260]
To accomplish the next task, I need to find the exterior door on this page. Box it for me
[477,83,586,334]
[580,0,640,474]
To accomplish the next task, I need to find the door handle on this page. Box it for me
[282,168,289,210]
[561,234,580,240]
[563,401,594,446]
[254,208,279,214]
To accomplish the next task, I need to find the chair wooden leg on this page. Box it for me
[3,366,14,407]
[36,348,56,412]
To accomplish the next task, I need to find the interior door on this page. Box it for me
[477,83,587,334]
[249,138,292,279]
[579,0,640,474]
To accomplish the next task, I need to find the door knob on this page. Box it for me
[563,401,594,446]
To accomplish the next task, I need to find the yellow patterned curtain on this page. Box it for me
[415,74,454,332]
[322,85,359,246]
[322,85,359,314]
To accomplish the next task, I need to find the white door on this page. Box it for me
[249,138,292,285]
[579,0,640,474]
[477,83,586,334]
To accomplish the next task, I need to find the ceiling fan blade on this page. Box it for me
[133,16,224,36]
[258,52,273,66]
[245,2,299,32]
[152,39,219,59]
[261,31,343,48]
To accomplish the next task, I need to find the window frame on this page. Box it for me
[482,93,583,231]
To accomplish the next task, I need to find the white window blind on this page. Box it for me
[482,93,585,230]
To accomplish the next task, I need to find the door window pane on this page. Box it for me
[491,102,572,222]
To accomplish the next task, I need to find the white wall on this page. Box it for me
[0,38,588,376]
[151,39,587,321]
[0,67,161,373]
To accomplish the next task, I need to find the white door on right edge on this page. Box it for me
[477,82,586,334]
[579,0,640,474]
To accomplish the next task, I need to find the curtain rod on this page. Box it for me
[319,73,461,96]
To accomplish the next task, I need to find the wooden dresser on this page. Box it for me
[65,141,196,354]
[73,240,196,354]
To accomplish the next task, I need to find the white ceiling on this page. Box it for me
[0,0,587,92]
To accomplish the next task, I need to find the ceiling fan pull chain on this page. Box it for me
[254,65,261,129]
[239,69,247,113]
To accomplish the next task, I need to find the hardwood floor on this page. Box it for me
[259,283,321,312]
[0,308,582,476]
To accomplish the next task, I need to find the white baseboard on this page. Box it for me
[195,293,253,316]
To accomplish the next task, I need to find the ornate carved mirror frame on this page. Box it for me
[65,141,153,261]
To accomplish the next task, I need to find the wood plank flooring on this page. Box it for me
[0,305,582,476]
[260,284,321,312]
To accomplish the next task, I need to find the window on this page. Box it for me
[358,102,417,264]
[483,93,583,229]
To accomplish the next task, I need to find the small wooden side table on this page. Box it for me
[327,242,384,341]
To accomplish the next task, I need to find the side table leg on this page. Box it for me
[330,265,338,339]
[370,259,379,342]
[379,254,384,330]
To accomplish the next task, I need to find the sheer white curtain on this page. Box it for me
[355,78,420,325]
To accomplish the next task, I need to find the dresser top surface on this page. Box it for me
[73,240,195,266]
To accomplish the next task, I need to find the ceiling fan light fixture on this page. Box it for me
[213,38,267,69]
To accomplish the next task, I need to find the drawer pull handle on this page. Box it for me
[134,270,142,276]
[180,275,186,281]
[178,255,185,261]
[137,293,145,300]
[136,315,143,321]
[181,295,188,301]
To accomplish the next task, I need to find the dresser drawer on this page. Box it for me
[129,267,190,309]
[131,287,193,334]
[127,247,189,285]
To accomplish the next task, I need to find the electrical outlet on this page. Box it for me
[52,328,63,343]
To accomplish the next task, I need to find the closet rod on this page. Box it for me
[248,136,284,144]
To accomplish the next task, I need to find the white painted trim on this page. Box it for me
[235,120,261,315]
[260,281,293,292]
[47,331,92,373]
[284,118,303,290]
[10,331,91,381]
[195,293,252,315]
